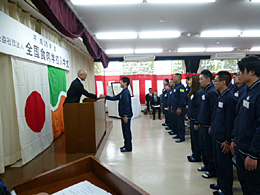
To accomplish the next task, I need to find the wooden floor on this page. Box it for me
[0,114,243,195]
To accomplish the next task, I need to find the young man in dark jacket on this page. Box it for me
[211,71,237,195]
[197,70,218,179]
[105,77,133,152]
[231,56,260,194]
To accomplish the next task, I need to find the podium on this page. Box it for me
[63,99,106,153]
[12,155,149,195]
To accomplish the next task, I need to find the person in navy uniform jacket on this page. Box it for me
[210,71,237,195]
[151,90,161,120]
[163,84,171,130]
[167,79,176,134]
[171,73,187,143]
[187,75,202,162]
[105,77,133,152]
[231,56,260,194]
[145,88,153,112]
[64,69,104,105]
[162,78,169,126]
[232,73,247,101]
[197,70,218,179]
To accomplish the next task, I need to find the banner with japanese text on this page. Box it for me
[0,11,70,71]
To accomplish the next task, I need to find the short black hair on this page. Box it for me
[201,69,213,81]
[175,73,182,80]
[121,77,130,86]
[154,90,158,93]
[233,73,237,76]
[186,76,190,80]
[164,78,169,84]
[149,88,153,90]
[238,55,260,77]
[217,71,232,86]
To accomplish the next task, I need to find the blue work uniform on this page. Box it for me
[188,89,202,160]
[233,79,260,194]
[197,83,218,175]
[106,87,133,150]
[172,82,187,141]
[233,84,247,101]
[211,89,237,195]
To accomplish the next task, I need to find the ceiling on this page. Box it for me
[13,0,260,60]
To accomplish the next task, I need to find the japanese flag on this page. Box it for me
[11,57,53,165]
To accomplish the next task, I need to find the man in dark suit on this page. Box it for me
[64,69,104,105]
[145,88,153,112]
[151,91,161,120]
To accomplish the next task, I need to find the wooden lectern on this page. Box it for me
[12,155,149,195]
[63,99,106,153]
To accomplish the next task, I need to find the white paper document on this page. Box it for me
[52,180,112,195]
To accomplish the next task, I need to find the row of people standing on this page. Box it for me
[173,55,259,195]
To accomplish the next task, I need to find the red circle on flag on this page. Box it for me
[25,91,46,133]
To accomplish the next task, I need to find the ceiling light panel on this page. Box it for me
[240,30,260,37]
[71,0,142,5]
[148,0,215,3]
[206,47,234,52]
[139,31,181,39]
[177,48,206,52]
[200,30,241,37]
[250,47,260,51]
[96,32,137,39]
[105,49,134,54]
[135,49,163,53]
[250,0,260,2]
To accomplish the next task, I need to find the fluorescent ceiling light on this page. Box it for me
[71,0,141,5]
[250,0,260,2]
[240,30,260,37]
[135,49,163,53]
[148,0,215,3]
[250,47,260,51]
[96,32,137,39]
[200,30,241,37]
[206,47,234,52]
[105,49,134,54]
[177,48,206,52]
[139,31,181,39]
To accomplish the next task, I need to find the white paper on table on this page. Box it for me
[153,105,160,108]
[52,180,112,195]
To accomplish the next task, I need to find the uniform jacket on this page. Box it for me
[170,82,187,109]
[64,78,97,105]
[210,89,237,144]
[106,87,133,118]
[197,83,218,126]
[233,80,260,159]
[188,89,202,124]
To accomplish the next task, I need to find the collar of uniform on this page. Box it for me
[249,79,260,90]
[220,88,229,97]
[204,83,213,91]
[176,82,181,86]
[77,77,84,85]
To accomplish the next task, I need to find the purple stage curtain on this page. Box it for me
[31,0,109,68]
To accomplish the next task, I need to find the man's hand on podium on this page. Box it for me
[99,94,105,99]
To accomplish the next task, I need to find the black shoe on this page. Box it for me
[210,183,220,190]
[197,166,208,171]
[175,138,185,143]
[202,171,216,179]
[165,127,171,130]
[120,147,132,152]
[168,131,176,135]
[187,156,201,162]
[172,135,179,139]
[120,146,125,150]
[162,123,167,126]
[213,190,224,195]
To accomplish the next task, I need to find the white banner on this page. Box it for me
[0,11,70,70]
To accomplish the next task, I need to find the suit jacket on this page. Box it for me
[151,95,161,107]
[64,78,97,105]
[145,93,153,104]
